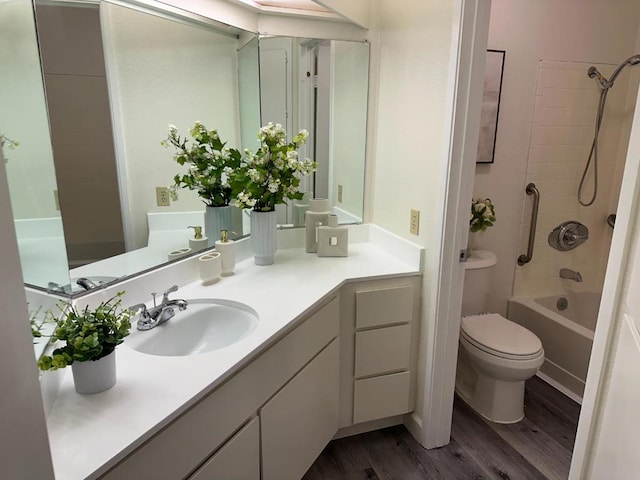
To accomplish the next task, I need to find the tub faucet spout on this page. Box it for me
[560,268,583,282]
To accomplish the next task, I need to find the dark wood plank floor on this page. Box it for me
[303,376,580,480]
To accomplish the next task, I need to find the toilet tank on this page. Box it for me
[462,250,497,317]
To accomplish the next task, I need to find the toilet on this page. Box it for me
[455,250,544,424]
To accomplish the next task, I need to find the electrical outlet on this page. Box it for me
[338,184,344,203]
[156,187,171,207]
[410,209,420,235]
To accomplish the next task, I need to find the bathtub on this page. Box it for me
[507,292,600,400]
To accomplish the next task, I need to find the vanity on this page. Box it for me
[44,226,423,480]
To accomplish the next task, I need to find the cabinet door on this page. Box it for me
[261,339,340,480]
[189,417,259,480]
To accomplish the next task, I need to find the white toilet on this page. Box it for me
[455,250,544,424]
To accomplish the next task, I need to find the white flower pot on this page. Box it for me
[251,210,277,265]
[71,351,117,394]
[205,205,233,248]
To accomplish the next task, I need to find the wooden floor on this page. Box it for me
[303,377,580,480]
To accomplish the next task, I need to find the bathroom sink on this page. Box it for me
[126,299,258,356]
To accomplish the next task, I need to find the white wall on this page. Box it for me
[0,0,59,219]
[104,2,243,249]
[473,0,640,315]
[368,0,461,434]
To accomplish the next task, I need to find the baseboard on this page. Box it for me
[333,415,404,439]
[536,371,583,405]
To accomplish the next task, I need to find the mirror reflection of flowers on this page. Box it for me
[162,122,241,207]
[470,197,496,232]
[233,123,317,212]
[0,133,19,163]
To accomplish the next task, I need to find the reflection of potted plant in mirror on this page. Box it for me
[33,292,131,394]
[162,122,242,245]
[232,123,317,265]
[0,133,19,163]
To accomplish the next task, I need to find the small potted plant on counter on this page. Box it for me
[34,292,132,394]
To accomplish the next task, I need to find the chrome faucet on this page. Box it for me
[559,268,583,282]
[130,285,188,331]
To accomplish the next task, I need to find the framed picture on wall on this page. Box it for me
[476,49,505,164]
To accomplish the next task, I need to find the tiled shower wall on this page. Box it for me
[513,60,632,297]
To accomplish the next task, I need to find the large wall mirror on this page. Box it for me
[1,0,369,300]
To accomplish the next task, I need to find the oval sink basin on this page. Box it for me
[126,299,258,356]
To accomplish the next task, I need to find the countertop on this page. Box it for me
[44,228,422,479]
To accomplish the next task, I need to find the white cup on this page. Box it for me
[198,252,222,284]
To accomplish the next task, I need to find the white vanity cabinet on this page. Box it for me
[99,296,340,480]
[339,278,421,427]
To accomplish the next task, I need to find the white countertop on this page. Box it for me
[45,230,422,480]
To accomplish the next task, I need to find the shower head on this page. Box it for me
[608,53,640,87]
[626,55,640,66]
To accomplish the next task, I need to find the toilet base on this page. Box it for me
[456,377,525,424]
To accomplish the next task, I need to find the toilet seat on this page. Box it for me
[461,313,543,361]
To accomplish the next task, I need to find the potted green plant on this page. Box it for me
[34,292,131,394]
[232,123,317,265]
[162,122,242,246]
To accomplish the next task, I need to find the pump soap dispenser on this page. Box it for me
[214,229,236,276]
[188,226,208,252]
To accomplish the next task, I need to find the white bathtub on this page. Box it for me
[507,292,600,400]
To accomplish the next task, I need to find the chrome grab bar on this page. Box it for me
[518,183,540,266]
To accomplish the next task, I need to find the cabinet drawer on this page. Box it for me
[353,371,411,423]
[189,417,259,480]
[354,324,411,378]
[355,285,414,329]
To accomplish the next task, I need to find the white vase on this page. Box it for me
[71,351,117,394]
[251,210,277,266]
[204,205,233,248]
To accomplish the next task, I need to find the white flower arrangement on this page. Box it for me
[470,197,496,232]
[232,123,317,212]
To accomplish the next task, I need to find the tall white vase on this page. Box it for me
[251,210,277,266]
[71,351,117,394]
[205,205,233,248]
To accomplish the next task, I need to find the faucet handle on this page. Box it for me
[129,303,149,317]
[162,285,179,304]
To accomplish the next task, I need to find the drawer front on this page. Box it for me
[354,324,411,378]
[189,417,260,480]
[353,371,411,424]
[101,296,340,480]
[355,285,414,329]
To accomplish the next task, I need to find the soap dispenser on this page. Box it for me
[305,198,331,253]
[188,226,208,252]
[317,214,348,257]
[214,229,236,276]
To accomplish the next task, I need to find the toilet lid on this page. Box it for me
[461,313,542,357]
